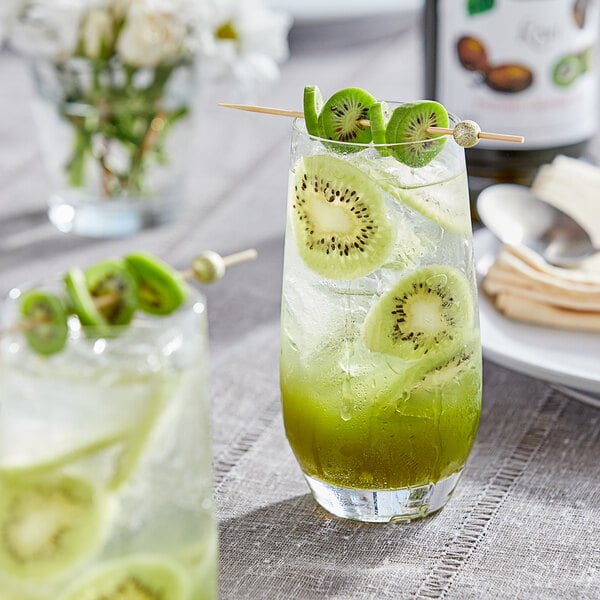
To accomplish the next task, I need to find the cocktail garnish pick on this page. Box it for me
[218,103,524,146]
[183,248,258,283]
[0,248,258,338]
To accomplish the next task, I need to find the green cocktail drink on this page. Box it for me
[280,88,482,522]
[0,259,217,599]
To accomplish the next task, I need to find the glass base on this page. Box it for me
[304,470,463,523]
[48,189,181,238]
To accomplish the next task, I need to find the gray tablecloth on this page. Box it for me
[1,17,599,600]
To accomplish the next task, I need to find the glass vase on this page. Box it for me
[30,57,197,238]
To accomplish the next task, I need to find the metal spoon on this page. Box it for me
[476,183,597,267]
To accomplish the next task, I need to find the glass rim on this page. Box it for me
[2,281,207,337]
[292,108,460,150]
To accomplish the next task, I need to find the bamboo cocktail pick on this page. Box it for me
[1,248,258,338]
[218,103,525,146]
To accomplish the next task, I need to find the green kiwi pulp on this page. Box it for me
[125,252,189,316]
[385,101,449,168]
[320,87,376,150]
[369,101,390,157]
[60,555,190,600]
[64,268,103,330]
[19,290,68,356]
[0,474,106,582]
[407,341,481,398]
[86,259,138,327]
[303,85,324,137]
[292,154,394,280]
[364,265,473,361]
[65,259,138,335]
[347,156,471,235]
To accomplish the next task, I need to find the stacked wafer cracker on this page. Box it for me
[482,156,600,332]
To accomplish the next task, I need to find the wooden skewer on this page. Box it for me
[222,248,258,268]
[180,248,258,280]
[426,126,524,144]
[2,249,258,338]
[218,103,525,144]
[220,105,304,119]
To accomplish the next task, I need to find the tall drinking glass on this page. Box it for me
[0,282,217,598]
[280,109,482,523]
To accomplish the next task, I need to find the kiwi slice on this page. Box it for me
[552,54,582,87]
[108,383,171,491]
[319,87,376,150]
[385,101,449,168]
[60,555,190,600]
[86,259,138,327]
[65,268,100,329]
[0,473,106,582]
[125,252,188,316]
[65,260,138,335]
[369,101,390,157]
[303,85,323,137]
[364,265,473,361]
[579,46,594,73]
[347,156,471,235]
[407,341,481,395]
[291,154,394,280]
[19,290,68,355]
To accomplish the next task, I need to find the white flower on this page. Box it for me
[6,0,292,94]
[199,0,292,92]
[80,8,114,59]
[116,0,190,67]
[112,0,132,19]
[8,0,85,60]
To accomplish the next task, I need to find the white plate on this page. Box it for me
[270,0,423,24]
[474,228,600,395]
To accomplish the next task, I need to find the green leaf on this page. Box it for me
[467,0,494,16]
[65,128,90,188]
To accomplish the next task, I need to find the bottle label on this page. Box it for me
[437,0,598,149]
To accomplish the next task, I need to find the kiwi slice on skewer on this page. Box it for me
[125,252,189,315]
[364,265,473,361]
[320,87,376,150]
[0,473,107,582]
[303,84,324,137]
[86,259,138,327]
[292,154,394,280]
[385,101,449,168]
[369,101,390,157]
[60,554,190,600]
[65,260,138,335]
[19,290,68,355]
[65,268,101,329]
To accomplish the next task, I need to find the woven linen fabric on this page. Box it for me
[213,328,600,600]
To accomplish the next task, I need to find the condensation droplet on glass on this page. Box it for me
[340,376,353,421]
[395,390,411,413]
